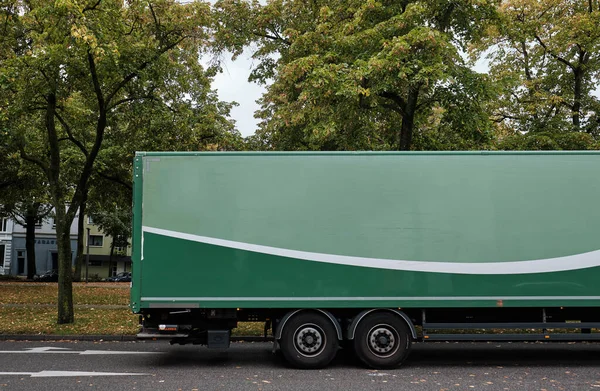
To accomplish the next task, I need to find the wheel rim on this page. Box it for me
[366,324,400,358]
[293,324,326,357]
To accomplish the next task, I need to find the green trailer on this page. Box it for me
[131,151,600,368]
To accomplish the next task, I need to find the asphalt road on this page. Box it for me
[1,340,600,390]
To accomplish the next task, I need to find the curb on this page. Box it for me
[0,335,273,342]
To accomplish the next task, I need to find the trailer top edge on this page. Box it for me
[134,151,600,157]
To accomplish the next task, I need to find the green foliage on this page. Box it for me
[89,206,131,249]
[475,0,600,134]
[215,0,498,151]
[0,0,238,323]
[496,132,600,151]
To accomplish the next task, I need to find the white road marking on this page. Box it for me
[0,347,162,355]
[27,347,71,351]
[79,350,160,355]
[0,370,149,377]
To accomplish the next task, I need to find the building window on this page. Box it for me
[34,218,42,229]
[88,235,103,247]
[0,244,5,270]
[1,217,8,232]
[87,216,94,225]
[17,250,25,274]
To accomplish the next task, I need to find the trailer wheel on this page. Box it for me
[353,312,412,369]
[279,312,339,369]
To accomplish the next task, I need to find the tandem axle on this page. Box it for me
[137,306,600,369]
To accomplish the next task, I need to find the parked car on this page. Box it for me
[34,269,59,282]
[106,272,131,282]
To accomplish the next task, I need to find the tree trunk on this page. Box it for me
[73,192,88,282]
[572,66,583,131]
[398,87,420,151]
[45,90,74,324]
[109,239,115,278]
[25,205,37,280]
[55,204,74,324]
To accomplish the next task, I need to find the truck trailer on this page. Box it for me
[131,151,600,369]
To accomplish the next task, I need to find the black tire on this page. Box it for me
[278,312,339,369]
[353,312,412,369]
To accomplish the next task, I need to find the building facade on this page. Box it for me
[1,211,130,279]
[84,216,131,279]
[0,217,14,275]
[9,216,78,276]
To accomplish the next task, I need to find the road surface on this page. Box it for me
[0,340,599,390]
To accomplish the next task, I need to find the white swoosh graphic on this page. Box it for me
[142,226,600,275]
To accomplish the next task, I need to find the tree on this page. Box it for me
[1,0,235,323]
[477,0,600,134]
[495,130,600,150]
[1,202,53,279]
[214,0,498,151]
[0,147,52,279]
[89,202,131,278]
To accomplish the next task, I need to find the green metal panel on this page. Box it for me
[130,155,144,312]
[130,152,600,311]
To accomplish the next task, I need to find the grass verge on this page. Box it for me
[0,282,264,337]
[0,283,129,306]
[2,307,139,335]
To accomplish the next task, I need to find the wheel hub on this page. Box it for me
[294,326,324,356]
[378,335,389,345]
[368,326,397,355]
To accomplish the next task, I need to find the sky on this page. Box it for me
[210,51,266,137]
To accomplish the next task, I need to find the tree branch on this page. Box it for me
[125,20,137,36]
[83,0,102,12]
[521,41,533,81]
[55,111,89,156]
[416,97,436,110]
[252,31,291,46]
[108,95,161,111]
[39,68,51,83]
[380,103,403,115]
[149,1,160,28]
[491,113,521,123]
[559,100,575,111]
[96,171,133,191]
[534,34,575,70]
[39,204,54,219]
[105,37,185,106]
[18,146,49,177]
[65,53,107,222]
[87,49,105,110]
[378,91,407,115]
[542,104,557,123]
